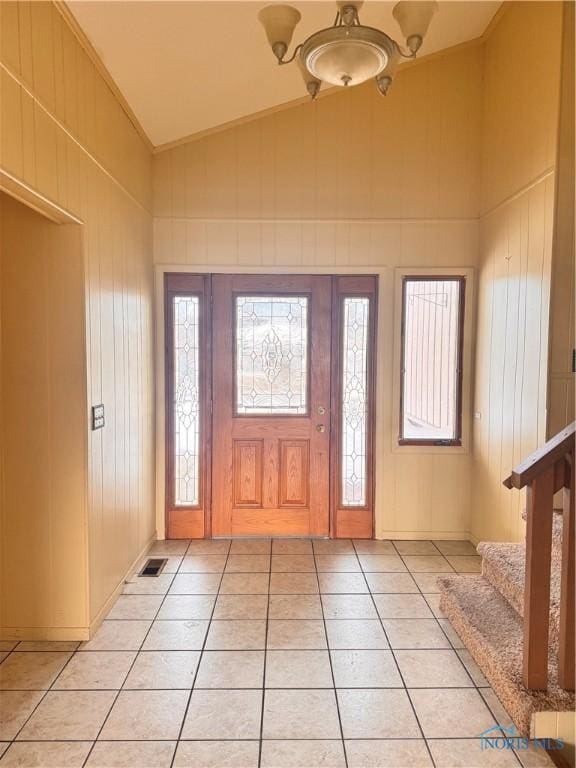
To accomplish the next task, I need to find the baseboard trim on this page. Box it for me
[88,533,157,639]
[0,534,157,643]
[378,531,473,541]
[0,626,91,642]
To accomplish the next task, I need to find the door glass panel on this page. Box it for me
[236,296,308,414]
[341,297,369,506]
[173,296,200,506]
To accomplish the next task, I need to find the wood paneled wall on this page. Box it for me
[154,44,484,540]
[0,1,154,635]
[470,2,564,543]
[548,1,575,438]
[154,44,482,224]
[1,194,88,635]
[479,3,562,216]
[1,0,567,579]
[1,1,151,209]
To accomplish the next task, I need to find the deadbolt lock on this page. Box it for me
[317,406,326,415]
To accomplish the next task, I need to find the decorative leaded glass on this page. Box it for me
[173,296,200,506]
[236,296,308,415]
[341,297,369,506]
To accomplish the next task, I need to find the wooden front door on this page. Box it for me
[211,275,332,537]
[164,272,377,540]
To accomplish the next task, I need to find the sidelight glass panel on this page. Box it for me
[236,296,308,414]
[173,296,200,505]
[401,278,463,442]
[341,297,370,507]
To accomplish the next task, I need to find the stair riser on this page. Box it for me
[438,575,574,743]
[439,589,533,737]
[480,556,561,650]
[482,556,524,616]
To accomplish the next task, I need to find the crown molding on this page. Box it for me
[55,1,154,153]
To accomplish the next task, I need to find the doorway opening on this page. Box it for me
[164,273,377,539]
[0,192,87,633]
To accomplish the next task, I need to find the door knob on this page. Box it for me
[316,424,325,433]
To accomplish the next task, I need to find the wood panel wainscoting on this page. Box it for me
[164,273,377,540]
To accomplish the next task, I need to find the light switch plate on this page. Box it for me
[91,404,105,430]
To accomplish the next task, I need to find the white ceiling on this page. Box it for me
[67,0,501,147]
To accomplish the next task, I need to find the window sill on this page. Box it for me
[392,440,469,456]
[398,439,462,447]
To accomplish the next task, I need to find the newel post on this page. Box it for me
[558,451,575,691]
[523,464,554,690]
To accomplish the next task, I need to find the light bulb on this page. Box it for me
[297,56,321,100]
[258,5,301,62]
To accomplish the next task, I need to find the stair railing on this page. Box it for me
[503,421,575,692]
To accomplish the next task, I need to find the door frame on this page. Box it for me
[164,273,213,539]
[156,265,380,540]
[331,275,378,538]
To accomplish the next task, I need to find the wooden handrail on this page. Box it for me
[503,423,575,693]
[503,421,575,490]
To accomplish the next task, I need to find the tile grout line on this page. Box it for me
[257,546,273,768]
[2,539,520,768]
[394,543,511,762]
[80,550,181,768]
[312,542,349,768]
[168,538,232,768]
[0,683,505,691]
[353,539,438,768]
[0,638,75,749]
[7,646,79,746]
[392,540,443,557]
[0,735,529,740]
[403,543,524,767]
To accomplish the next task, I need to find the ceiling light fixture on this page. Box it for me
[258,1,438,99]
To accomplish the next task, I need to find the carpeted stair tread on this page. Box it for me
[477,542,526,615]
[477,531,562,649]
[439,575,574,737]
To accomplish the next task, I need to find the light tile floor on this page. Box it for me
[0,539,555,768]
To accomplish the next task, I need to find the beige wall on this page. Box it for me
[470,2,564,543]
[0,1,569,613]
[154,44,484,540]
[0,1,155,636]
[1,194,87,634]
[155,3,571,544]
[548,0,575,438]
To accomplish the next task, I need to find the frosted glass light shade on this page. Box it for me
[392,1,438,40]
[302,27,392,88]
[258,4,301,48]
[307,40,388,86]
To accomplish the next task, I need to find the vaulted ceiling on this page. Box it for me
[67,1,501,148]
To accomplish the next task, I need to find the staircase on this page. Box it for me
[439,423,575,738]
